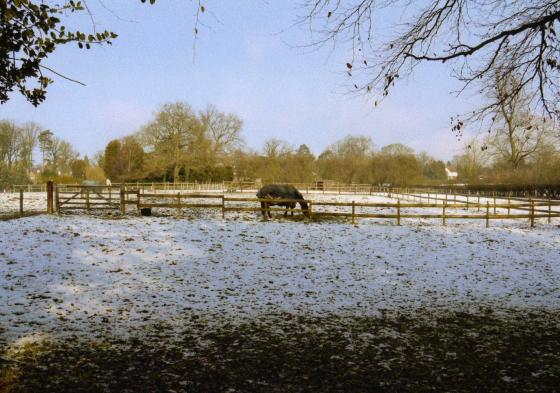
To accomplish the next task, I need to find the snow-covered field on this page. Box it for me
[1,212,559,344]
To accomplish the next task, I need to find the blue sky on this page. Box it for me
[0,1,481,161]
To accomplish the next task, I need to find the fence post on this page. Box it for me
[397,199,401,226]
[351,201,355,225]
[47,181,54,214]
[442,203,446,226]
[507,197,511,216]
[493,193,496,215]
[86,189,90,213]
[55,184,60,213]
[548,198,552,224]
[477,195,480,212]
[19,189,23,217]
[530,199,535,228]
[120,185,125,215]
[486,201,490,228]
[136,190,140,215]
[177,193,182,217]
[308,201,313,220]
[221,195,225,219]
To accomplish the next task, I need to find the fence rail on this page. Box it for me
[55,185,123,214]
[9,182,385,194]
[387,188,560,213]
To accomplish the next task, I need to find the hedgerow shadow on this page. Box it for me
[2,311,560,393]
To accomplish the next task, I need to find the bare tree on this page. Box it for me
[46,137,78,175]
[320,135,373,183]
[486,72,553,169]
[302,1,560,126]
[0,120,47,186]
[200,106,244,163]
[138,102,203,182]
[452,138,489,182]
[381,143,415,156]
[263,138,292,159]
[0,121,20,169]
[373,143,422,185]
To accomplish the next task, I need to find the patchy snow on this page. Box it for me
[0,192,46,217]
[1,214,559,343]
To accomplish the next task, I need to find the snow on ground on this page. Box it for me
[0,192,46,216]
[1,212,559,344]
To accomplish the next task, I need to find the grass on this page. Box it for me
[2,310,559,392]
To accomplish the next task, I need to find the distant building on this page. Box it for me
[445,168,458,180]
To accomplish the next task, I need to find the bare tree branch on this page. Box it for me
[300,0,560,129]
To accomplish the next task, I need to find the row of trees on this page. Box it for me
[231,137,446,186]
[101,103,242,183]
[4,87,559,188]
[97,98,559,186]
[97,103,449,185]
[0,120,104,188]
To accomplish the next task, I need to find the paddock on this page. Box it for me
[2,187,560,391]
[2,184,560,227]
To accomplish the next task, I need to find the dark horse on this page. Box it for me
[256,184,309,218]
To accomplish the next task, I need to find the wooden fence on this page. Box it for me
[0,189,24,220]
[0,189,47,220]
[51,186,559,227]
[387,188,557,215]
[1,184,548,227]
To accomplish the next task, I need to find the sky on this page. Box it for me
[0,1,483,161]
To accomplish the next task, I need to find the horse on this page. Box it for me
[256,184,309,218]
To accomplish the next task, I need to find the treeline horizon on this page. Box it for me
[2,97,559,188]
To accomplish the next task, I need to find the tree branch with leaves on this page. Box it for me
[0,0,156,106]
